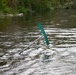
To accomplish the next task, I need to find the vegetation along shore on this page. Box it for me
[0,0,76,16]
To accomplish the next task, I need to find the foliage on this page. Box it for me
[0,0,76,15]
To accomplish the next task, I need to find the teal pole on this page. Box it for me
[38,22,49,45]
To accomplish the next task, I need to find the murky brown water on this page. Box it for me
[0,9,76,75]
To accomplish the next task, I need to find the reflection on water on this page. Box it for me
[0,10,76,75]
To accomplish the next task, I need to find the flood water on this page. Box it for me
[0,9,76,75]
